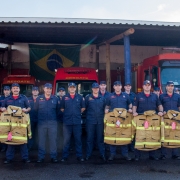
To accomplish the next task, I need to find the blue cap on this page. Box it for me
[11,83,20,87]
[174,88,179,91]
[143,80,151,85]
[113,81,122,86]
[44,83,52,88]
[92,83,99,88]
[3,86,10,90]
[154,87,160,91]
[166,81,174,85]
[68,82,76,87]
[32,86,39,91]
[58,87,65,91]
[125,82,131,86]
[100,81,106,85]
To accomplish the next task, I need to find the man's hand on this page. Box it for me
[163,111,166,115]
[105,109,109,114]
[128,109,133,113]
[158,112,163,116]
[133,112,138,117]
[22,108,27,113]
[1,107,6,112]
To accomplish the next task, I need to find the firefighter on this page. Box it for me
[99,81,110,99]
[99,81,110,151]
[1,83,31,164]
[124,82,136,105]
[124,82,136,152]
[28,86,39,150]
[60,82,85,162]
[85,82,106,161]
[133,80,163,161]
[174,87,180,94]
[35,83,60,163]
[153,87,160,97]
[105,81,132,161]
[58,87,66,99]
[0,86,11,152]
[159,81,180,160]
[57,87,65,122]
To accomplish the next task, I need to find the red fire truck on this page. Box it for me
[134,53,180,93]
[2,75,36,96]
[53,67,98,96]
[53,67,98,126]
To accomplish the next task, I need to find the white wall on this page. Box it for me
[0,43,164,70]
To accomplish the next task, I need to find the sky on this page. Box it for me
[0,0,180,22]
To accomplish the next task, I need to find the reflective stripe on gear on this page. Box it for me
[135,142,161,146]
[106,123,131,127]
[104,137,131,141]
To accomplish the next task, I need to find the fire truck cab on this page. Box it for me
[135,53,180,93]
[2,75,36,97]
[53,67,98,96]
[53,67,98,126]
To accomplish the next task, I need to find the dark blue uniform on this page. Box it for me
[61,93,85,159]
[99,91,110,100]
[106,92,131,158]
[106,92,131,111]
[0,95,10,107]
[134,92,161,113]
[124,91,136,110]
[2,95,30,161]
[0,96,5,107]
[133,92,161,159]
[159,93,180,157]
[124,91,136,151]
[85,94,106,157]
[0,95,10,151]
[159,93,180,112]
[57,96,64,122]
[34,95,60,160]
[28,96,38,149]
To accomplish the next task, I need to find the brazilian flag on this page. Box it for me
[29,44,80,80]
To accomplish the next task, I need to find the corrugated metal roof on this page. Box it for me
[0,17,180,27]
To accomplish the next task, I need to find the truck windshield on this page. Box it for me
[55,80,96,97]
[161,67,180,85]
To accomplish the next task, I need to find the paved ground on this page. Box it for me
[0,147,180,180]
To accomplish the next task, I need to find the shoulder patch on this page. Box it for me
[89,97,93,101]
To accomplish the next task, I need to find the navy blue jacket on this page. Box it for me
[57,96,64,122]
[34,95,60,124]
[0,95,10,107]
[106,92,131,111]
[133,92,161,113]
[99,91,110,100]
[61,93,85,125]
[85,94,106,124]
[2,94,30,109]
[159,93,180,112]
[124,91,136,110]
[28,96,38,122]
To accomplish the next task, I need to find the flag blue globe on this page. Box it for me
[47,54,63,71]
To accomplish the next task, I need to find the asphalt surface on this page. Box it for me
[0,147,180,180]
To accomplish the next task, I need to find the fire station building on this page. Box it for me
[0,17,180,92]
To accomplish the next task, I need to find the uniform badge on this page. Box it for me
[116,120,121,127]
[65,97,69,100]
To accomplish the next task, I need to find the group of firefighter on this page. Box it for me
[0,79,180,164]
